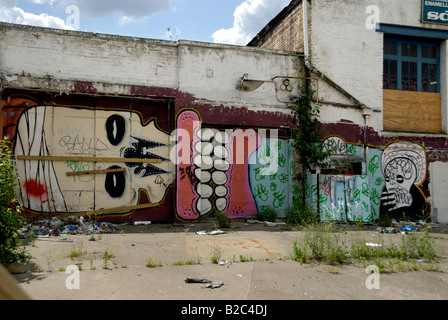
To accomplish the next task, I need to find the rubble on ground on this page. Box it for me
[376,219,440,234]
[18,216,117,238]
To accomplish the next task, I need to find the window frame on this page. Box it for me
[383,36,441,93]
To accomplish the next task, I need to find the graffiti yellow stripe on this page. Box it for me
[17,155,163,164]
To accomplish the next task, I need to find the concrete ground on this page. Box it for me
[8,221,448,302]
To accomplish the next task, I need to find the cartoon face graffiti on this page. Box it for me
[14,106,174,214]
[381,142,426,213]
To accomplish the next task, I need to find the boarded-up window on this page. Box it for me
[383,89,441,133]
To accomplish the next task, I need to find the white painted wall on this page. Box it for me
[310,0,448,132]
[309,0,448,222]
[0,23,302,114]
[429,161,448,223]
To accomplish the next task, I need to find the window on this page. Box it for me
[383,37,440,93]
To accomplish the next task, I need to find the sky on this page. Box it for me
[0,0,291,45]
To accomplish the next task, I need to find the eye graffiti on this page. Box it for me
[123,136,170,177]
[105,115,126,146]
[105,165,126,199]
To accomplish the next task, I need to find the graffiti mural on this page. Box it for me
[16,106,174,214]
[1,93,295,222]
[380,141,427,219]
[1,93,175,218]
[306,136,429,223]
[174,109,293,221]
[249,138,294,217]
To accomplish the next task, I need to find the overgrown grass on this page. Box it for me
[214,211,231,229]
[286,203,320,226]
[69,245,84,260]
[145,256,162,268]
[172,259,200,266]
[291,224,439,272]
[292,223,348,265]
[239,255,255,262]
[255,206,278,222]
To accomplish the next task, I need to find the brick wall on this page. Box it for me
[250,1,307,53]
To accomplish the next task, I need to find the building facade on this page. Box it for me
[249,0,448,224]
[2,0,448,225]
[0,22,303,223]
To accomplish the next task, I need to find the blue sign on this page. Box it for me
[423,0,448,24]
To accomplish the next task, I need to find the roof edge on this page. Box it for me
[247,0,302,47]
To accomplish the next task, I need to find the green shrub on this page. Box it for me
[255,206,277,222]
[291,223,349,265]
[0,138,26,266]
[286,203,319,226]
[291,240,308,263]
[214,211,231,228]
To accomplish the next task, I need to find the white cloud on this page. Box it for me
[212,0,291,45]
[28,0,56,4]
[0,0,73,29]
[59,0,173,19]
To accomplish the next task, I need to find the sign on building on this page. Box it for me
[423,0,448,24]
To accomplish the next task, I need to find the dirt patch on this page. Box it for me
[112,216,448,236]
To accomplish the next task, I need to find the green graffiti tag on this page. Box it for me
[370,188,381,205]
[375,177,384,186]
[278,153,286,168]
[273,190,286,208]
[254,184,269,202]
[278,173,288,184]
[65,161,94,183]
[362,183,370,197]
[253,167,266,182]
[353,188,361,202]
[347,145,357,155]
[368,155,380,176]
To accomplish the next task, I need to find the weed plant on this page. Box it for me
[0,138,27,266]
[292,223,439,272]
[255,206,278,222]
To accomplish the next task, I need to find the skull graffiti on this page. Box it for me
[14,106,174,214]
[381,142,426,212]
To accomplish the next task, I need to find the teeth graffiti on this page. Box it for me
[176,110,202,220]
[176,110,263,220]
[195,127,231,216]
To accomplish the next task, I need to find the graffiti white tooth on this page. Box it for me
[214,159,230,171]
[198,198,212,215]
[215,198,227,212]
[212,171,228,185]
[214,145,229,159]
[215,185,228,197]
[195,168,211,184]
[197,183,213,199]
[201,142,214,155]
[201,155,214,170]
[200,128,216,142]
[193,154,202,168]
[194,141,202,154]
[214,131,229,145]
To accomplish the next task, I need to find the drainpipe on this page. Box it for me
[362,108,373,161]
[303,0,309,59]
